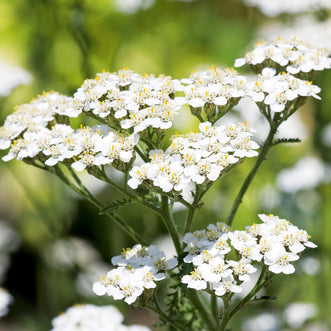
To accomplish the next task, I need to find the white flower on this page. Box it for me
[50,304,151,331]
[181,267,207,290]
[264,243,299,274]
[72,152,97,171]
[228,260,257,282]
[212,275,242,296]
[128,164,158,189]
[235,37,331,76]
[199,257,232,283]
[192,249,217,266]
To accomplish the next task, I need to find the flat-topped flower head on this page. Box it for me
[242,0,331,17]
[93,244,176,304]
[51,304,151,330]
[181,214,316,296]
[182,66,249,122]
[235,37,331,79]
[128,121,258,203]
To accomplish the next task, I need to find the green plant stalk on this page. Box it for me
[211,294,219,327]
[183,192,200,234]
[183,158,245,234]
[226,122,279,226]
[161,195,182,256]
[144,304,186,331]
[218,267,270,330]
[188,290,218,331]
[54,166,146,244]
[95,168,163,216]
[228,268,273,321]
[218,296,230,331]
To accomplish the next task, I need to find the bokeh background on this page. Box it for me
[0,0,331,330]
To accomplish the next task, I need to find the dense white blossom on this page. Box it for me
[128,121,258,203]
[50,304,150,330]
[93,244,177,304]
[0,92,138,171]
[235,38,331,78]
[242,0,331,17]
[73,69,183,134]
[181,215,316,296]
[181,66,248,122]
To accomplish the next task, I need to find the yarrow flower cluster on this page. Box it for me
[0,36,326,329]
[247,68,321,113]
[242,0,331,17]
[128,121,258,203]
[93,244,177,304]
[73,68,184,135]
[50,304,150,331]
[181,66,248,122]
[235,37,331,79]
[0,91,138,171]
[181,214,316,296]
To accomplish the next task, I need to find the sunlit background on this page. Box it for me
[0,0,331,330]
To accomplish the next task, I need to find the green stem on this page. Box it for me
[188,290,218,331]
[218,268,270,330]
[95,168,163,216]
[161,195,182,256]
[144,304,186,330]
[54,166,144,244]
[184,205,196,235]
[153,286,162,313]
[211,294,219,327]
[226,123,279,226]
[134,145,149,163]
[218,296,230,331]
[230,268,271,318]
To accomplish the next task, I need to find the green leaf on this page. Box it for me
[273,137,301,146]
[99,198,132,214]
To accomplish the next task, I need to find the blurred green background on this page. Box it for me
[0,0,331,330]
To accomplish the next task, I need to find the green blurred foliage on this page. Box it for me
[0,0,330,330]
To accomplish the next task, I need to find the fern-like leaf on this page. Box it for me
[273,137,301,146]
[99,198,132,214]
